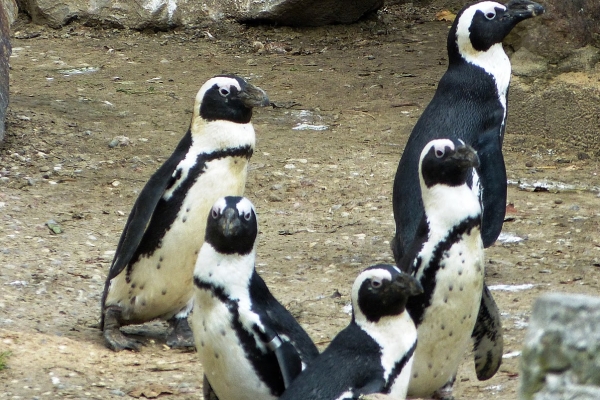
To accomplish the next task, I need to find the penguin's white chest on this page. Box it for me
[408,231,484,396]
[192,289,277,400]
[105,156,249,322]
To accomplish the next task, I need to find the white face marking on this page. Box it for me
[235,197,255,221]
[455,1,511,113]
[194,76,243,118]
[211,197,228,218]
[351,268,396,322]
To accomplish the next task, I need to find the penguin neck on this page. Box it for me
[190,118,256,155]
[456,41,511,110]
[194,243,256,301]
[421,183,481,235]
[356,311,417,382]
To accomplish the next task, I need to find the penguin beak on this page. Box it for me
[219,208,242,237]
[451,145,480,169]
[238,83,270,108]
[393,273,424,297]
[504,0,545,20]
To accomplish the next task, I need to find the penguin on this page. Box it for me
[192,196,319,400]
[392,0,545,259]
[100,75,270,351]
[391,0,543,384]
[397,139,488,398]
[279,265,423,400]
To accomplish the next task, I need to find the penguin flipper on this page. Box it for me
[475,127,507,248]
[472,284,503,380]
[253,323,303,388]
[352,377,386,398]
[103,131,192,286]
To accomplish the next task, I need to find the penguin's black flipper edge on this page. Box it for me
[275,341,304,388]
[472,284,503,380]
[352,377,386,399]
[104,131,192,284]
[475,126,507,249]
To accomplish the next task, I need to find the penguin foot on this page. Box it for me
[166,316,195,348]
[203,375,220,400]
[102,307,143,352]
[432,380,454,400]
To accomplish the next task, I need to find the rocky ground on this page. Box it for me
[1,5,599,400]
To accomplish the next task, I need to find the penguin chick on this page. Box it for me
[101,75,269,351]
[399,139,486,398]
[192,196,319,400]
[279,265,423,400]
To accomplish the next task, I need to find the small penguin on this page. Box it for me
[101,75,269,351]
[279,265,423,400]
[192,196,319,400]
[392,0,545,258]
[398,139,491,398]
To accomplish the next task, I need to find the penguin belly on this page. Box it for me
[193,289,278,400]
[104,156,249,323]
[408,234,484,396]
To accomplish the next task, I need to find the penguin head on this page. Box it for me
[194,75,270,124]
[419,139,480,189]
[450,0,545,61]
[352,264,423,323]
[204,196,258,255]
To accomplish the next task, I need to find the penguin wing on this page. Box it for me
[249,272,319,380]
[279,325,384,400]
[105,130,192,283]
[472,284,504,380]
[475,124,507,248]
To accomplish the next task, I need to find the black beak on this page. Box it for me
[451,144,480,169]
[393,272,424,297]
[219,208,241,237]
[238,83,270,108]
[504,0,545,20]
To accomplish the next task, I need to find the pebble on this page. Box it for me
[39,166,50,172]
[554,199,563,204]
[268,194,283,202]
[525,161,534,167]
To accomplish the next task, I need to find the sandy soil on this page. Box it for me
[1,5,599,400]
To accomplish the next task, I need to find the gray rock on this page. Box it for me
[17,0,382,28]
[0,0,14,143]
[520,293,600,400]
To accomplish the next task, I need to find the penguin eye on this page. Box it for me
[485,11,496,20]
[243,211,252,221]
[211,208,219,219]
[435,148,445,158]
[371,279,382,289]
[219,87,230,97]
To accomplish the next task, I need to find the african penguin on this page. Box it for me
[279,265,423,400]
[101,75,269,351]
[391,0,542,383]
[392,0,545,260]
[398,139,485,398]
[192,196,319,400]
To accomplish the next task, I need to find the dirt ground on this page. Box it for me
[1,4,599,400]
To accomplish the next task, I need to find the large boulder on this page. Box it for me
[520,293,600,400]
[15,0,383,29]
[0,0,16,143]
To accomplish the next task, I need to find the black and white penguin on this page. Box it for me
[392,0,545,259]
[192,196,319,400]
[398,139,490,398]
[100,75,269,351]
[279,265,423,400]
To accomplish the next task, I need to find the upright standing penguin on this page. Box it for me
[392,0,545,259]
[391,0,543,384]
[398,139,492,398]
[101,75,269,351]
[279,265,423,400]
[192,196,319,400]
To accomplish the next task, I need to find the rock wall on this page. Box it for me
[15,0,383,29]
[520,293,600,400]
[0,0,16,143]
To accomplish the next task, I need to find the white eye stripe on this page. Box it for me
[219,87,230,97]
[235,197,256,219]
